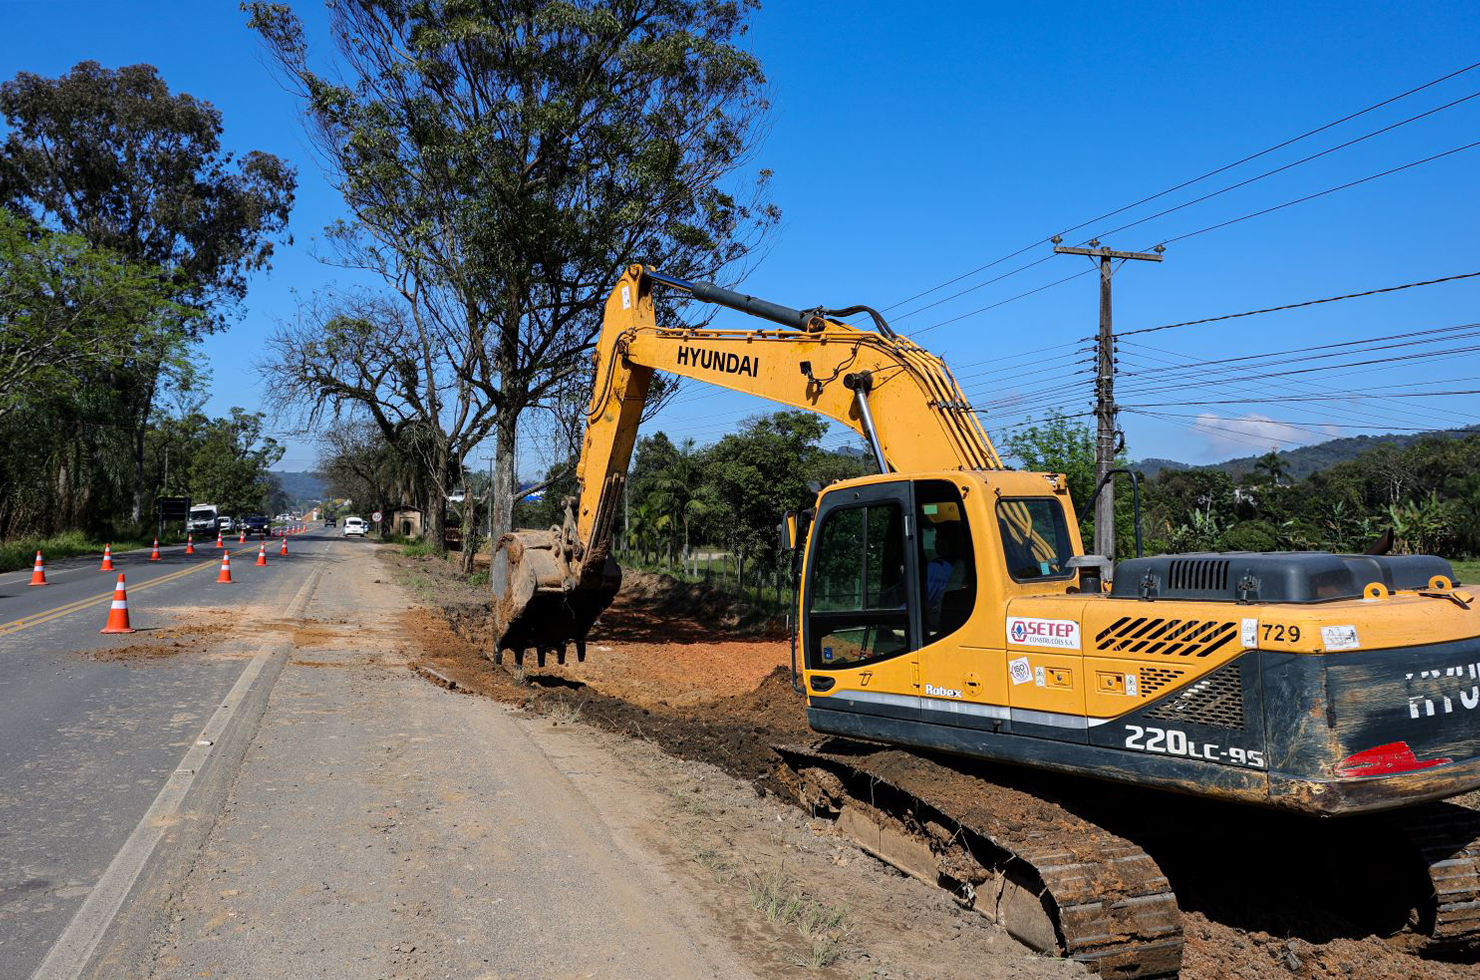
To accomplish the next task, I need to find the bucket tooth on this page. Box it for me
[536,648,548,668]
[575,639,587,663]
[556,644,567,666]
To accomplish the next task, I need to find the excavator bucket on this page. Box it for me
[490,527,620,668]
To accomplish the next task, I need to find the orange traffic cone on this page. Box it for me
[255,542,267,566]
[27,551,47,586]
[149,538,162,561]
[215,531,224,548]
[216,552,233,584]
[185,534,195,555]
[100,573,136,634]
[279,537,288,557]
[238,529,246,543]
[100,544,114,571]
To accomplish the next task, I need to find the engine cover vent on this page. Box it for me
[1110,552,1455,603]
[1096,616,1238,659]
[1167,558,1230,594]
[1138,666,1187,698]
[1144,663,1245,730]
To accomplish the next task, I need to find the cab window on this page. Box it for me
[997,498,1073,581]
[917,480,975,644]
[807,501,910,668]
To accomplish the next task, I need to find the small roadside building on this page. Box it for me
[390,506,423,539]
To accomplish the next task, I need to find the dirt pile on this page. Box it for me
[393,551,1480,980]
[616,569,785,634]
[401,603,807,787]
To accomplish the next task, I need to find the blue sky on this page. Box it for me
[3,1,1478,476]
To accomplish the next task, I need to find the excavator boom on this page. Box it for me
[490,264,997,664]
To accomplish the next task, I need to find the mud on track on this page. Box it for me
[400,562,1480,980]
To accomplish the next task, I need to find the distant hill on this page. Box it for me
[1131,427,1480,481]
[1130,457,1192,479]
[270,470,326,502]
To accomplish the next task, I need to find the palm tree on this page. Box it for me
[651,439,707,574]
[1253,450,1289,486]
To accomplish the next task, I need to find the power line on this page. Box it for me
[910,268,1095,336]
[1114,340,1474,431]
[1125,409,1322,450]
[1119,270,1480,338]
[1119,321,1480,378]
[1130,409,1470,433]
[951,338,1087,371]
[1081,88,1480,249]
[1117,335,1480,397]
[904,138,1480,341]
[1157,137,1480,249]
[1124,387,1480,407]
[860,59,1480,323]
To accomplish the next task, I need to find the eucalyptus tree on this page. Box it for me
[0,60,295,520]
[247,0,778,550]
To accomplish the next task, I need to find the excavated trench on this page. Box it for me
[403,565,1480,979]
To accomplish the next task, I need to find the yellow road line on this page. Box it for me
[0,547,263,637]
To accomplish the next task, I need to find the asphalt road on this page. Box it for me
[0,528,346,979]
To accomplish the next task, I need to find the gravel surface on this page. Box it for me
[142,547,760,980]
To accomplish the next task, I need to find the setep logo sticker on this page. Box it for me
[1007,616,1081,650]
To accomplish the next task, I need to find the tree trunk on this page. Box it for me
[458,491,480,575]
[492,410,518,547]
[131,419,147,525]
[424,442,449,552]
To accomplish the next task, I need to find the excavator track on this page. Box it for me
[775,740,1183,978]
[1392,801,1480,947]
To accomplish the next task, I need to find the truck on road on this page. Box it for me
[187,504,218,536]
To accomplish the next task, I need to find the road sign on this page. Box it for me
[372,510,383,523]
[158,496,190,519]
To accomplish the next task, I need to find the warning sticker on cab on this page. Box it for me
[1007,616,1081,650]
[1321,625,1361,651]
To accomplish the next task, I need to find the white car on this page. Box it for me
[343,517,368,537]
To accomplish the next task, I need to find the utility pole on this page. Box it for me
[1052,237,1164,559]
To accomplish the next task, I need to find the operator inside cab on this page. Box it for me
[919,495,974,642]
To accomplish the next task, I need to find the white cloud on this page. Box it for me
[1190,412,1339,458]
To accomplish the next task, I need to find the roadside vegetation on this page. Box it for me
[1003,412,1480,564]
[0,530,154,574]
[0,61,295,548]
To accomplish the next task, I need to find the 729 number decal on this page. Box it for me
[1124,724,1265,769]
[1261,622,1301,643]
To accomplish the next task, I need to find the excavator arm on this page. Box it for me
[490,264,1002,664]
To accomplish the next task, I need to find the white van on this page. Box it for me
[343,517,368,537]
[188,504,219,535]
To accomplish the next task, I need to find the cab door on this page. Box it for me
[801,480,922,719]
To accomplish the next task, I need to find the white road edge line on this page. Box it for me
[28,559,327,980]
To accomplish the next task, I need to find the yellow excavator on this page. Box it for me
[492,265,1480,976]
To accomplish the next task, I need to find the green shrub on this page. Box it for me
[0,530,153,573]
[1220,520,1281,552]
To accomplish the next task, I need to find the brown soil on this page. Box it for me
[395,554,1480,980]
[87,611,237,663]
[87,613,375,664]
